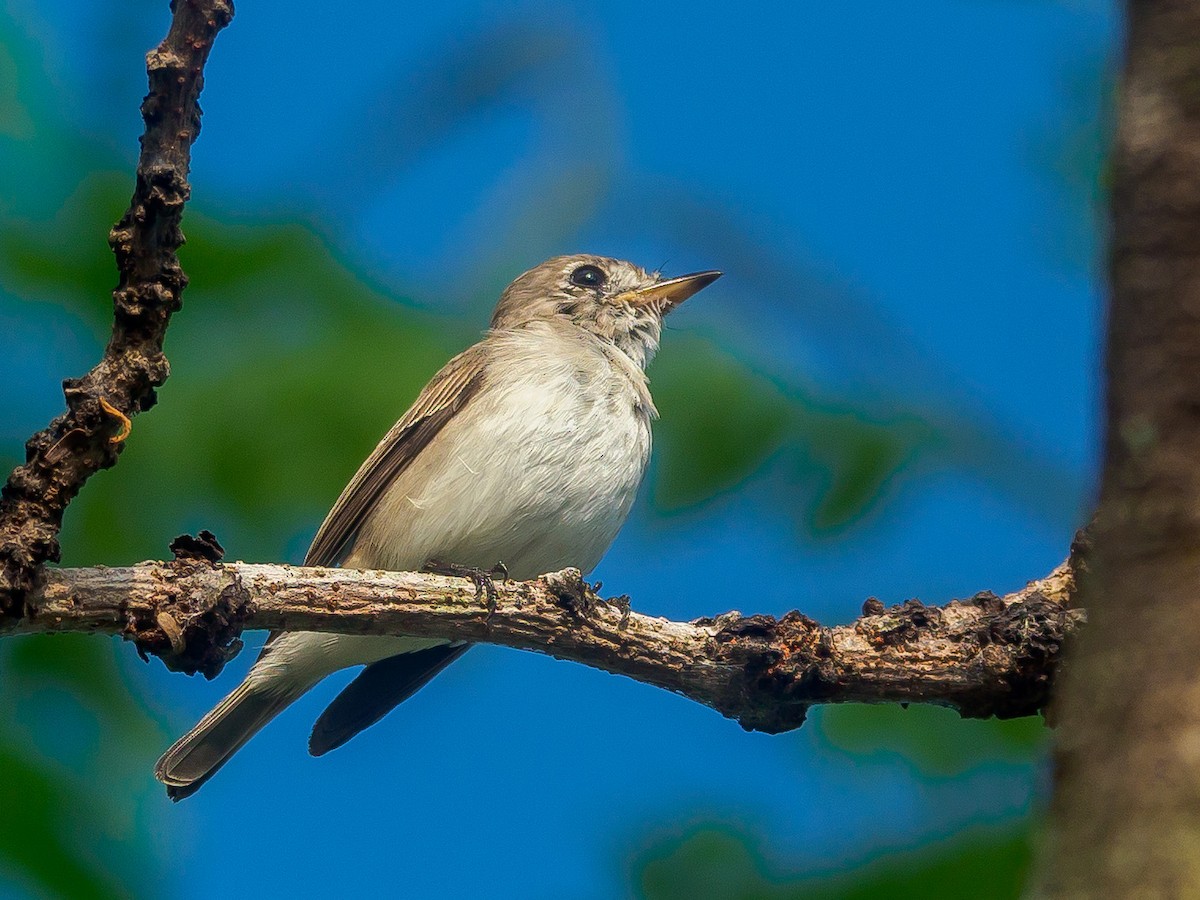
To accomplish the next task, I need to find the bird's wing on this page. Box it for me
[254,343,487,663]
[304,343,489,568]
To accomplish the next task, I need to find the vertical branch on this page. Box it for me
[1032,2,1200,895]
[0,0,234,614]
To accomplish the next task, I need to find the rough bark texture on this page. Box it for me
[0,0,233,615]
[5,558,1083,733]
[1029,3,1200,896]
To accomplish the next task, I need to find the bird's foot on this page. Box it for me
[422,559,509,621]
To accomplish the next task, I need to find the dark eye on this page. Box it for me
[569,265,606,288]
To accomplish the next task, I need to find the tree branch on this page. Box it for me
[0,0,233,615]
[4,556,1083,732]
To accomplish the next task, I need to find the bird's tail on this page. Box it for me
[154,679,309,801]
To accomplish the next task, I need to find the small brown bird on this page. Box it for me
[154,254,720,798]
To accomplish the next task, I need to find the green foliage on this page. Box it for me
[651,338,793,508]
[0,743,125,900]
[636,824,1032,900]
[630,705,1046,899]
[651,335,930,532]
[55,208,470,566]
[0,635,168,900]
[812,704,1048,778]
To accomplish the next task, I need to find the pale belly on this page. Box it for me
[350,348,653,580]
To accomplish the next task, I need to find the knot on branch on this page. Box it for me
[169,529,225,563]
[140,164,191,217]
[706,611,828,734]
[0,522,62,615]
[856,597,945,647]
[127,544,247,678]
[112,281,185,323]
[970,589,1079,719]
[542,567,595,616]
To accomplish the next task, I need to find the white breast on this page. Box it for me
[351,323,654,580]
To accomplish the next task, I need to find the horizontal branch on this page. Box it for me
[5,557,1084,733]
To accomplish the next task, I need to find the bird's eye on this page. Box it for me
[569,265,607,288]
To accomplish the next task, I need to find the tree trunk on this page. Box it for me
[1031,2,1200,895]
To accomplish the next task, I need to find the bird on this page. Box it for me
[154,254,721,799]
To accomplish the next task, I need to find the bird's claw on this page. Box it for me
[422,559,509,621]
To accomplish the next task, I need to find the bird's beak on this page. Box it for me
[624,270,722,311]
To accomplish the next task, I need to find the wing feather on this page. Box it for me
[253,346,488,660]
[304,345,489,568]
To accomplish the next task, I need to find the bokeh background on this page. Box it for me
[0,0,1115,897]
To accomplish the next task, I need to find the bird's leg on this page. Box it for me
[421,559,509,621]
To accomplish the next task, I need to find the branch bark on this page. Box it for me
[4,556,1083,733]
[0,0,233,615]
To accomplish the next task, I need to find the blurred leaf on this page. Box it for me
[0,171,126,321]
[651,335,793,508]
[0,35,34,140]
[8,634,161,743]
[805,412,926,534]
[635,824,1032,900]
[312,21,614,209]
[639,829,782,900]
[818,829,1030,900]
[2,635,167,900]
[652,333,930,533]
[0,740,129,900]
[813,704,1049,778]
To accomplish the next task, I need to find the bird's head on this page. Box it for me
[490,254,721,368]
